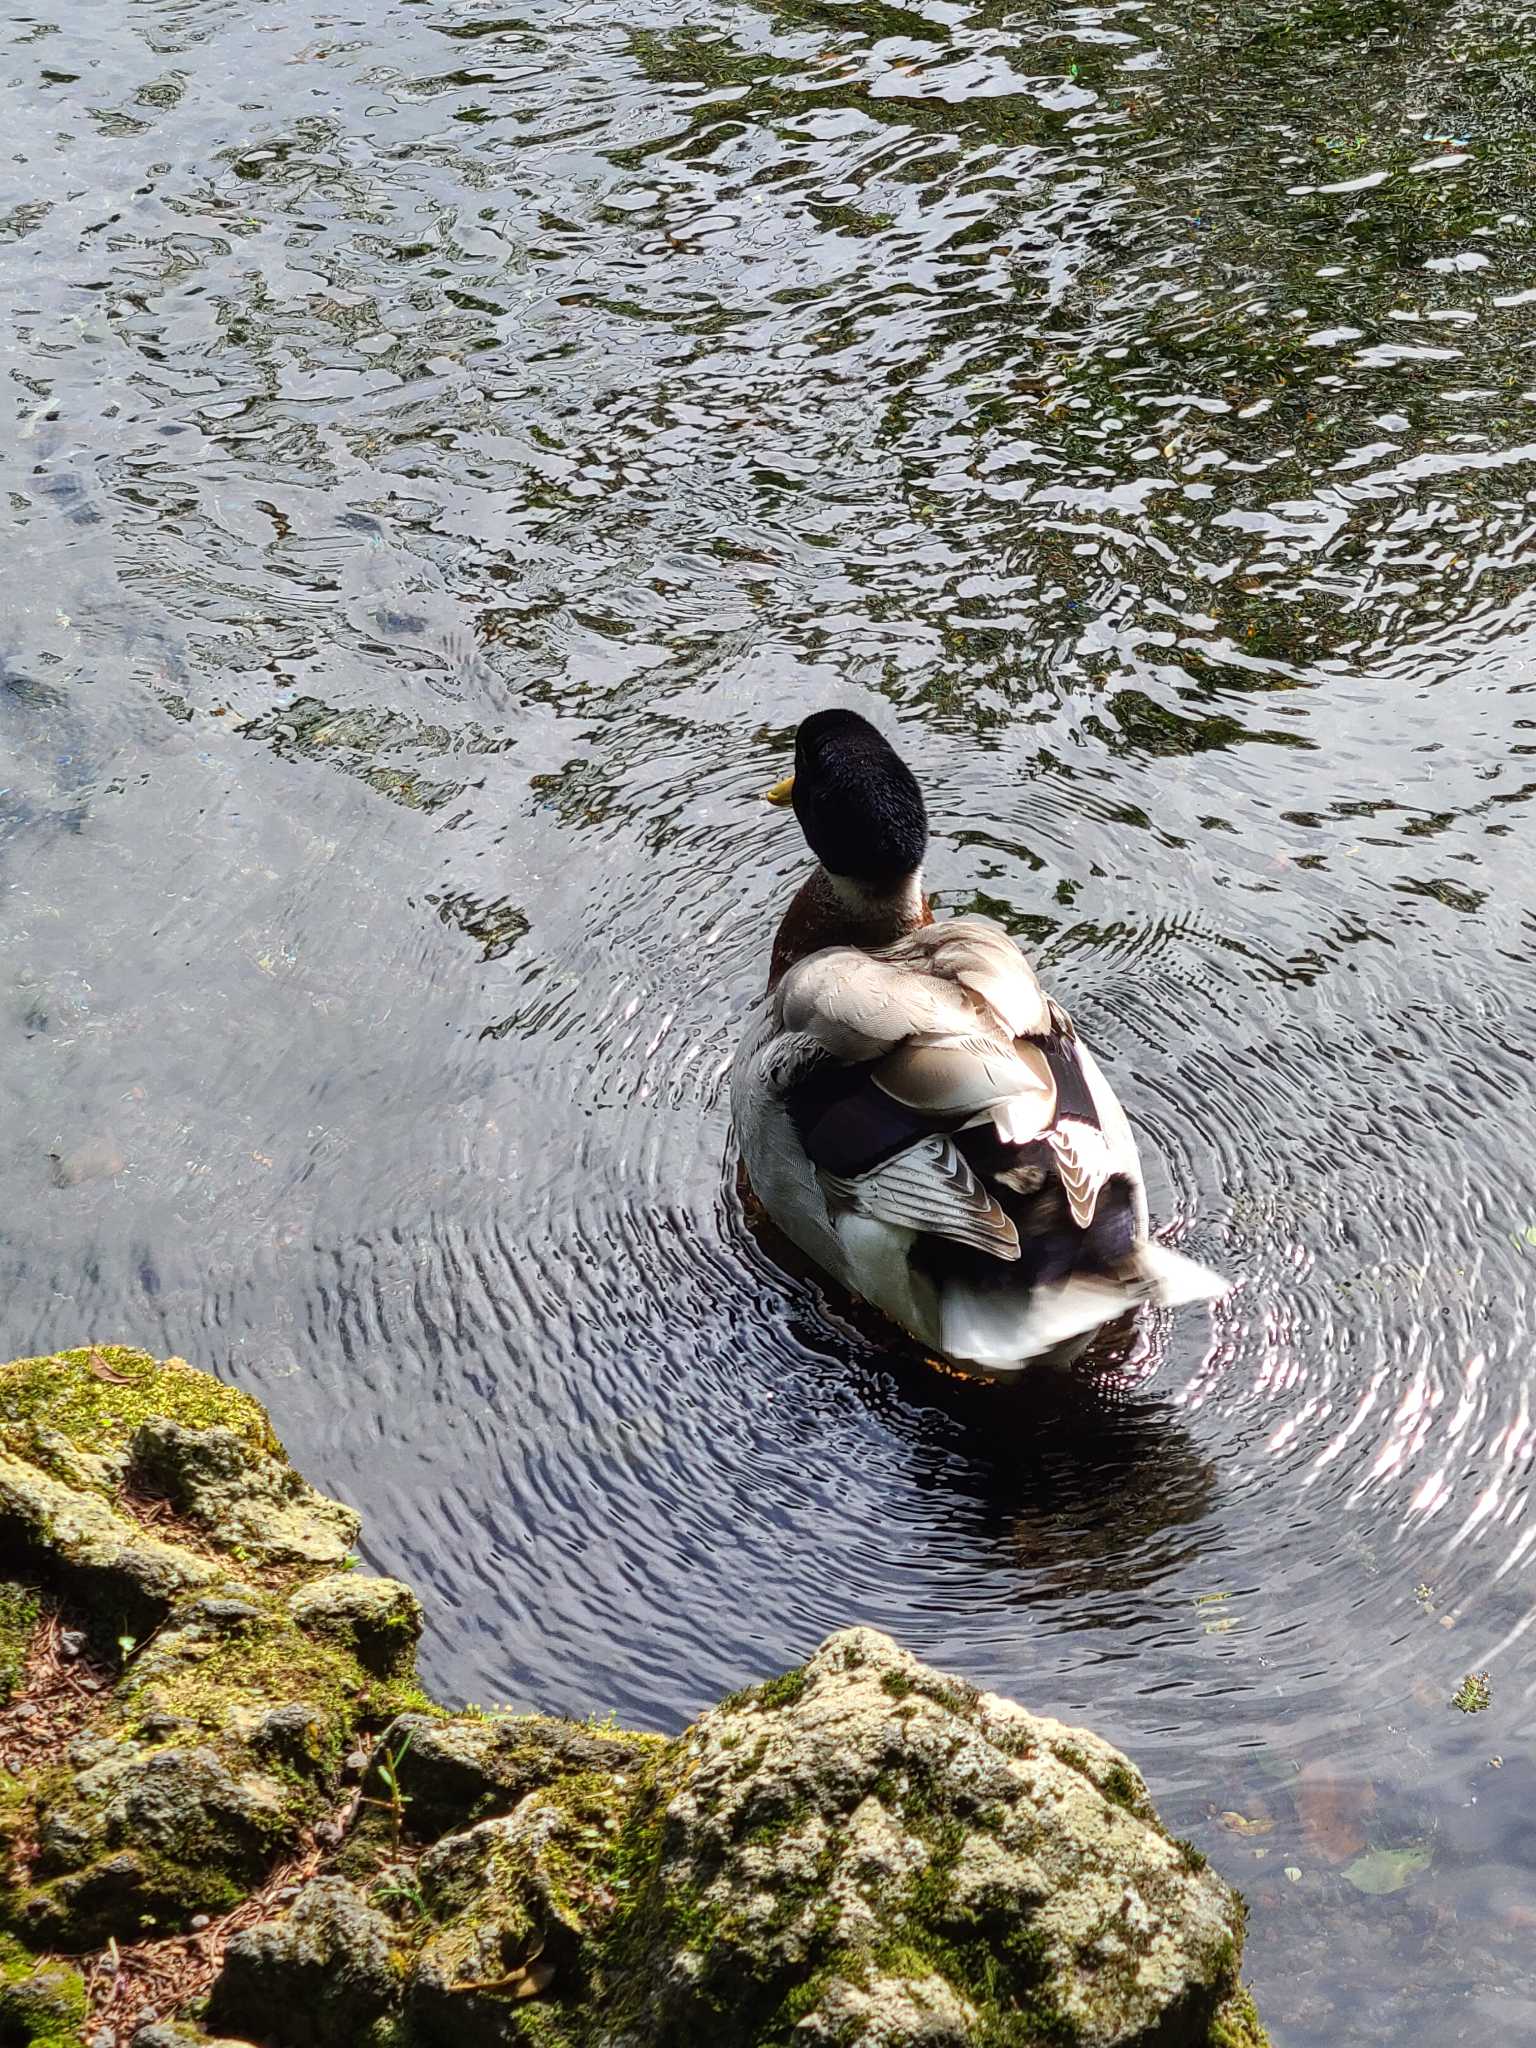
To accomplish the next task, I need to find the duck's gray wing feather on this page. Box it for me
[818,1136,1021,1260]
[776,937,1062,1258]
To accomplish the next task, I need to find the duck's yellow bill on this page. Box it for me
[762,774,796,806]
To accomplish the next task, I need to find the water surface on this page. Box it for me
[3,0,1535,2036]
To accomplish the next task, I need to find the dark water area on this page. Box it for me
[3,0,1535,2035]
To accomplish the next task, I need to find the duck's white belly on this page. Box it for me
[730,1005,943,1351]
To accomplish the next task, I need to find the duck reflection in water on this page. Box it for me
[741,1186,1218,1604]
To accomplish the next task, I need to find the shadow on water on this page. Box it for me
[2,0,1535,2034]
[0,667,95,865]
[741,1187,1220,1602]
[864,1356,1221,1605]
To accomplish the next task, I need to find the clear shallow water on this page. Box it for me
[3,0,1535,2035]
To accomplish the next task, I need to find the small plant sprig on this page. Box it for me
[372,1872,428,1922]
[359,1731,415,1850]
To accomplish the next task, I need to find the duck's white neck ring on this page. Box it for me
[825,868,925,929]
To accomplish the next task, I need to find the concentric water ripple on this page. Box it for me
[3,0,1536,2036]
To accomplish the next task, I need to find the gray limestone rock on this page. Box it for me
[590,1628,1257,2048]
[208,1877,400,2046]
[129,1417,360,1566]
[0,1447,216,1626]
[22,1742,295,1943]
[287,1571,423,1676]
[377,1708,658,1837]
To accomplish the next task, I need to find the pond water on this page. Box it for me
[3,0,1535,2034]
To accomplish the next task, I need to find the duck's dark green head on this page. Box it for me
[767,709,928,887]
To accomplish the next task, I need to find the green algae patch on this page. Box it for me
[1450,1671,1491,1714]
[1342,1844,1432,1896]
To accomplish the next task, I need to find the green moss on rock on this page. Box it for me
[404,1768,639,2045]
[375,1711,661,1841]
[0,1932,87,2043]
[288,1574,423,1678]
[0,1446,219,1634]
[0,1350,276,1469]
[129,1416,359,1568]
[0,1586,40,1706]
[0,1349,430,1953]
[8,1568,433,1946]
[1211,1982,1271,2047]
[720,1662,810,1715]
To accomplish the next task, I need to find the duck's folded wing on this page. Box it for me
[878,1034,1055,1140]
[777,947,985,1060]
[819,1136,1021,1260]
[895,915,1053,1038]
[777,940,1058,1138]
[778,942,1066,1259]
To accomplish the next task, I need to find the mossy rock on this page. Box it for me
[207,1878,400,2047]
[1211,1983,1270,2047]
[0,1352,1267,2048]
[0,1446,219,1635]
[0,1350,276,1469]
[580,1629,1261,2047]
[374,1712,661,1840]
[18,1740,298,1944]
[403,1766,641,2045]
[129,1417,358,1568]
[123,1588,398,1761]
[7,1577,430,1946]
[0,1349,428,1952]
[0,1351,358,1636]
[0,1931,86,2042]
[287,1575,423,1679]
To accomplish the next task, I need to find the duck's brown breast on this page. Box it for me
[768,868,932,988]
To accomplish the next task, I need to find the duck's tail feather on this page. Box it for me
[936,1241,1228,1374]
[1131,1240,1230,1309]
[938,1272,1134,1366]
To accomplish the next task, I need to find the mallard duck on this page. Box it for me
[731,710,1227,1379]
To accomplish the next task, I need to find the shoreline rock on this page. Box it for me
[0,1347,1267,2047]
